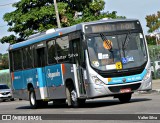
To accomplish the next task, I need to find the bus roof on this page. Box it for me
[9,19,139,50]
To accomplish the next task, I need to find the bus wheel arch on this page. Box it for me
[27,83,33,91]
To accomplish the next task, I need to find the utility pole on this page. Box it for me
[54,0,61,28]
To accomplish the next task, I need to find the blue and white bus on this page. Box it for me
[9,19,152,108]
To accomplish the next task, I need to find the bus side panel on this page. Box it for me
[12,71,25,99]
[61,64,80,97]
[37,68,48,100]
[22,69,41,100]
[45,64,66,99]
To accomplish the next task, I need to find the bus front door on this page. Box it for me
[72,40,86,96]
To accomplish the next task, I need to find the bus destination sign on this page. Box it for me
[85,22,140,33]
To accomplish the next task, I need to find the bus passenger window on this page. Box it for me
[9,52,13,72]
[47,40,56,64]
[13,50,22,71]
[23,47,33,69]
[36,48,45,67]
[56,36,69,63]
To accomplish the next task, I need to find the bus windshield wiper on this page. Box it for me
[122,32,131,50]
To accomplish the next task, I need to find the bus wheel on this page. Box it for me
[66,87,79,107]
[118,93,132,103]
[29,88,39,109]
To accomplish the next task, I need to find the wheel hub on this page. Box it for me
[71,90,77,102]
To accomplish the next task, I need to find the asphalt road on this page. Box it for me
[0,92,160,123]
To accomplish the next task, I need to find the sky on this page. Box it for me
[0,0,160,54]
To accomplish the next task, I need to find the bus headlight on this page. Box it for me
[91,76,104,85]
[143,68,151,81]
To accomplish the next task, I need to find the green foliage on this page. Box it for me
[89,0,105,13]
[146,35,156,45]
[0,53,9,70]
[148,45,160,61]
[0,70,10,87]
[145,11,160,33]
[0,0,125,44]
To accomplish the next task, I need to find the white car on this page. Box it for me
[0,84,14,102]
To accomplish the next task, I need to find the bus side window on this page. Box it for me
[13,50,23,71]
[56,36,69,63]
[9,52,13,72]
[68,31,83,64]
[23,46,34,69]
[47,40,56,64]
[36,48,45,67]
[70,38,81,64]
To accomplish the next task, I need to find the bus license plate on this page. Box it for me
[120,88,131,93]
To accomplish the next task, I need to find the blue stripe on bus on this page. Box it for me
[37,68,46,87]
[108,69,147,85]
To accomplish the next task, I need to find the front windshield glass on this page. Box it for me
[87,33,147,71]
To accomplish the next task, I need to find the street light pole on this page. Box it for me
[54,0,61,28]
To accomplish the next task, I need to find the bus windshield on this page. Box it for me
[87,32,147,71]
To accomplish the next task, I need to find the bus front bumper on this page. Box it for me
[85,77,152,99]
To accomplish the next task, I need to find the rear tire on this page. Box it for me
[29,88,40,109]
[118,93,132,103]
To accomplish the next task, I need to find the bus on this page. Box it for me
[9,19,152,108]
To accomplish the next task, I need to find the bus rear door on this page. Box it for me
[35,42,49,100]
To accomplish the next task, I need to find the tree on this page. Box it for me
[145,11,160,33]
[148,45,160,61]
[0,0,125,44]
[145,35,156,45]
[0,53,9,70]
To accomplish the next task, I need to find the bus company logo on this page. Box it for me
[47,69,60,80]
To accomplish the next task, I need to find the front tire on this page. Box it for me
[118,93,132,103]
[66,86,85,108]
